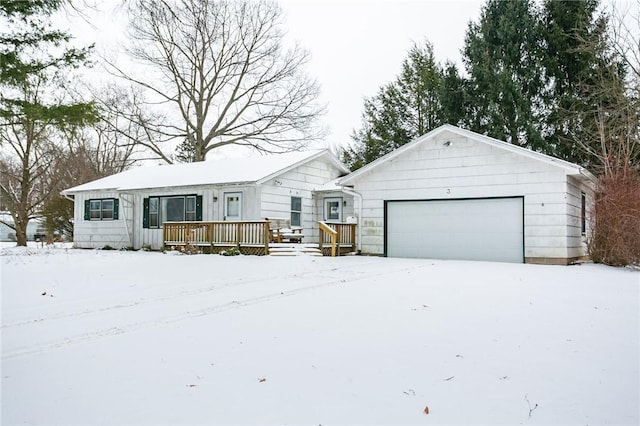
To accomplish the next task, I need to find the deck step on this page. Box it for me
[269,244,322,256]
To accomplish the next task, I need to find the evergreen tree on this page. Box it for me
[439,61,469,127]
[175,138,196,163]
[541,0,625,168]
[343,41,449,170]
[463,0,545,150]
[0,0,97,246]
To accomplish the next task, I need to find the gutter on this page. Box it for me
[579,167,597,185]
[340,187,363,253]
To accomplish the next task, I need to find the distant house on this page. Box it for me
[63,125,596,264]
[62,150,349,250]
[0,212,44,242]
[335,125,596,265]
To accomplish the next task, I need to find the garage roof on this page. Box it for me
[339,125,596,185]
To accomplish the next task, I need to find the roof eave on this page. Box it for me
[339,124,596,184]
[339,125,450,185]
[256,150,349,185]
[62,180,262,194]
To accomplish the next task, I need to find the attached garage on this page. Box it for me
[385,197,524,263]
[338,125,596,265]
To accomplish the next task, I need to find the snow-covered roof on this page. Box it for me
[64,150,347,193]
[313,178,344,192]
[339,124,596,185]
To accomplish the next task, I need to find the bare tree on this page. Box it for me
[39,85,140,241]
[105,0,324,163]
[593,0,640,177]
[572,63,640,178]
[559,1,640,177]
[609,0,640,83]
[0,123,69,246]
[583,1,640,266]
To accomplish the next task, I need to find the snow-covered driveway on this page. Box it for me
[2,245,638,425]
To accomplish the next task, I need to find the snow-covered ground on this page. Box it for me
[1,243,638,425]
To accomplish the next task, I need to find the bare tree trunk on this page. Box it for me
[14,212,29,247]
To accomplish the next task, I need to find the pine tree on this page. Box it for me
[541,0,626,169]
[463,0,545,150]
[439,61,468,127]
[344,41,448,170]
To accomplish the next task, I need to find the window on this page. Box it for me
[85,199,119,221]
[224,193,241,220]
[186,196,196,221]
[144,195,202,228]
[581,192,586,235]
[149,197,159,228]
[101,199,114,220]
[291,196,302,227]
[90,200,101,220]
[162,196,186,222]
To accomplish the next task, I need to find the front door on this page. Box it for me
[224,192,242,221]
[323,197,342,222]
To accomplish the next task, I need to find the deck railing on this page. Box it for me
[318,221,357,257]
[163,221,270,255]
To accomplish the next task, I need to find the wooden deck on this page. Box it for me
[163,221,357,256]
[163,221,270,255]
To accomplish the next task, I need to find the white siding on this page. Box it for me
[347,130,587,262]
[313,191,355,226]
[566,175,595,259]
[260,157,346,243]
[72,191,132,249]
[72,185,261,250]
[71,154,347,250]
[133,184,259,250]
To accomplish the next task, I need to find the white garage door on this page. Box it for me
[386,197,524,263]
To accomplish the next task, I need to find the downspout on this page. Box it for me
[119,192,134,248]
[340,187,363,253]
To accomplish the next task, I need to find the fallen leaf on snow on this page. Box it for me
[258,377,266,383]
[423,406,429,415]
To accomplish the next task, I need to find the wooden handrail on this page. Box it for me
[318,221,357,257]
[318,221,338,257]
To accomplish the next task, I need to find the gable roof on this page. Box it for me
[339,124,596,185]
[63,150,348,193]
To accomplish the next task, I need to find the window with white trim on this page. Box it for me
[144,195,201,228]
[291,196,302,227]
[85,199,118,221]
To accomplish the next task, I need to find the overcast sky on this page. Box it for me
[279,0,483,150]
[63,1,484,155]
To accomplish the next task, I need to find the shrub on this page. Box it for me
[179,244,200,255]
[588,170,640,266]
[101,245,116,250]
[221,247,241,256]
